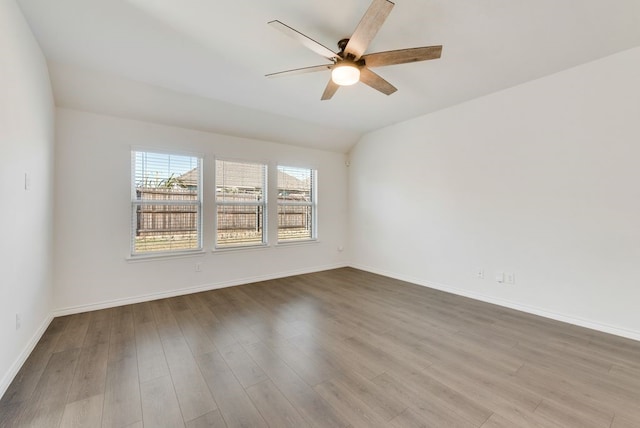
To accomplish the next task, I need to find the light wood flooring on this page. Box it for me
[1,268,639,427]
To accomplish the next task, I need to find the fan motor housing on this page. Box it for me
[337,38,350,51]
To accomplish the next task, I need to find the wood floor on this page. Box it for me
[1,268,639,427]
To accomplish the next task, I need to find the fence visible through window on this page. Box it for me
[132,155,317,252]
[134,188,199,253]
[215,159,267,247]
[278,165,316,242]
[131,151,202,255]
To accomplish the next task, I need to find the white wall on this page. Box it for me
[0,0,55,396]
[349,47,640,340]
[54,109,349,313]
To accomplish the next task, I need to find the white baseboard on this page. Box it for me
[53,263,348,317]
[0,315,53,399]
[351,263,640,342]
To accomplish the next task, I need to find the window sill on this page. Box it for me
[213,244,270,254]
[126,250,206,263]
[275,239,319,248]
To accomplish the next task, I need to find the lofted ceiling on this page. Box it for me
[17,0,640,152]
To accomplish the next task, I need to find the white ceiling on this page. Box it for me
[18,0,640,152]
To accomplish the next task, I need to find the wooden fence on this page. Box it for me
[135,189,310,236]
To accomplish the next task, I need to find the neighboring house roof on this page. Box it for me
[277,170,309,193]
[177,165,309,192]
[176,168,198,188]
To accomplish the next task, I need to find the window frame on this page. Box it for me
[214,158,268,249]
[277,165,317,243]
[130,149,203,257]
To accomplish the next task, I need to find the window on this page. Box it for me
[131,150,202,255]
[278,165,316,242]
[215,159,267,248]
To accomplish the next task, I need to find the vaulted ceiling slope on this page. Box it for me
[18,0,640,153]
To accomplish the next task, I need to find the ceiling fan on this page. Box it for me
[266,0,443,100]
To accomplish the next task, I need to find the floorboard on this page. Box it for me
[2,267,639,427]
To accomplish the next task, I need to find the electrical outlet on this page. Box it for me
[476,268,484,279]
[495,272,505,283]
[506,272,515,284]
[195,263,202,272]
[16,314,21,330]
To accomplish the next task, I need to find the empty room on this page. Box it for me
[1,0,639,426]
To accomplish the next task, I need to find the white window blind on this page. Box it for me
[215,159,267,247]
[277,165,316,242]
[131,151,202,255]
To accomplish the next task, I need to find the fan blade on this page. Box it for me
[266,64,332,78]
[363,45,442,68]
[321,79,340,100]
[359,67,397,95]
[269,20,338,61]
[344,0,395,60]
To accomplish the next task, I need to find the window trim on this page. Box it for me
[214,158,268,249]
[277,165,317,243]
[130,149,203,257]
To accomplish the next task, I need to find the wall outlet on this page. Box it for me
[16,314,21,330]
[476,268,484,279]
[506,272,515,284]
[495,271,505,283]
[195,263,202,272]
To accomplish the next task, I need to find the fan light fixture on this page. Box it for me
[331,62,360,86]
